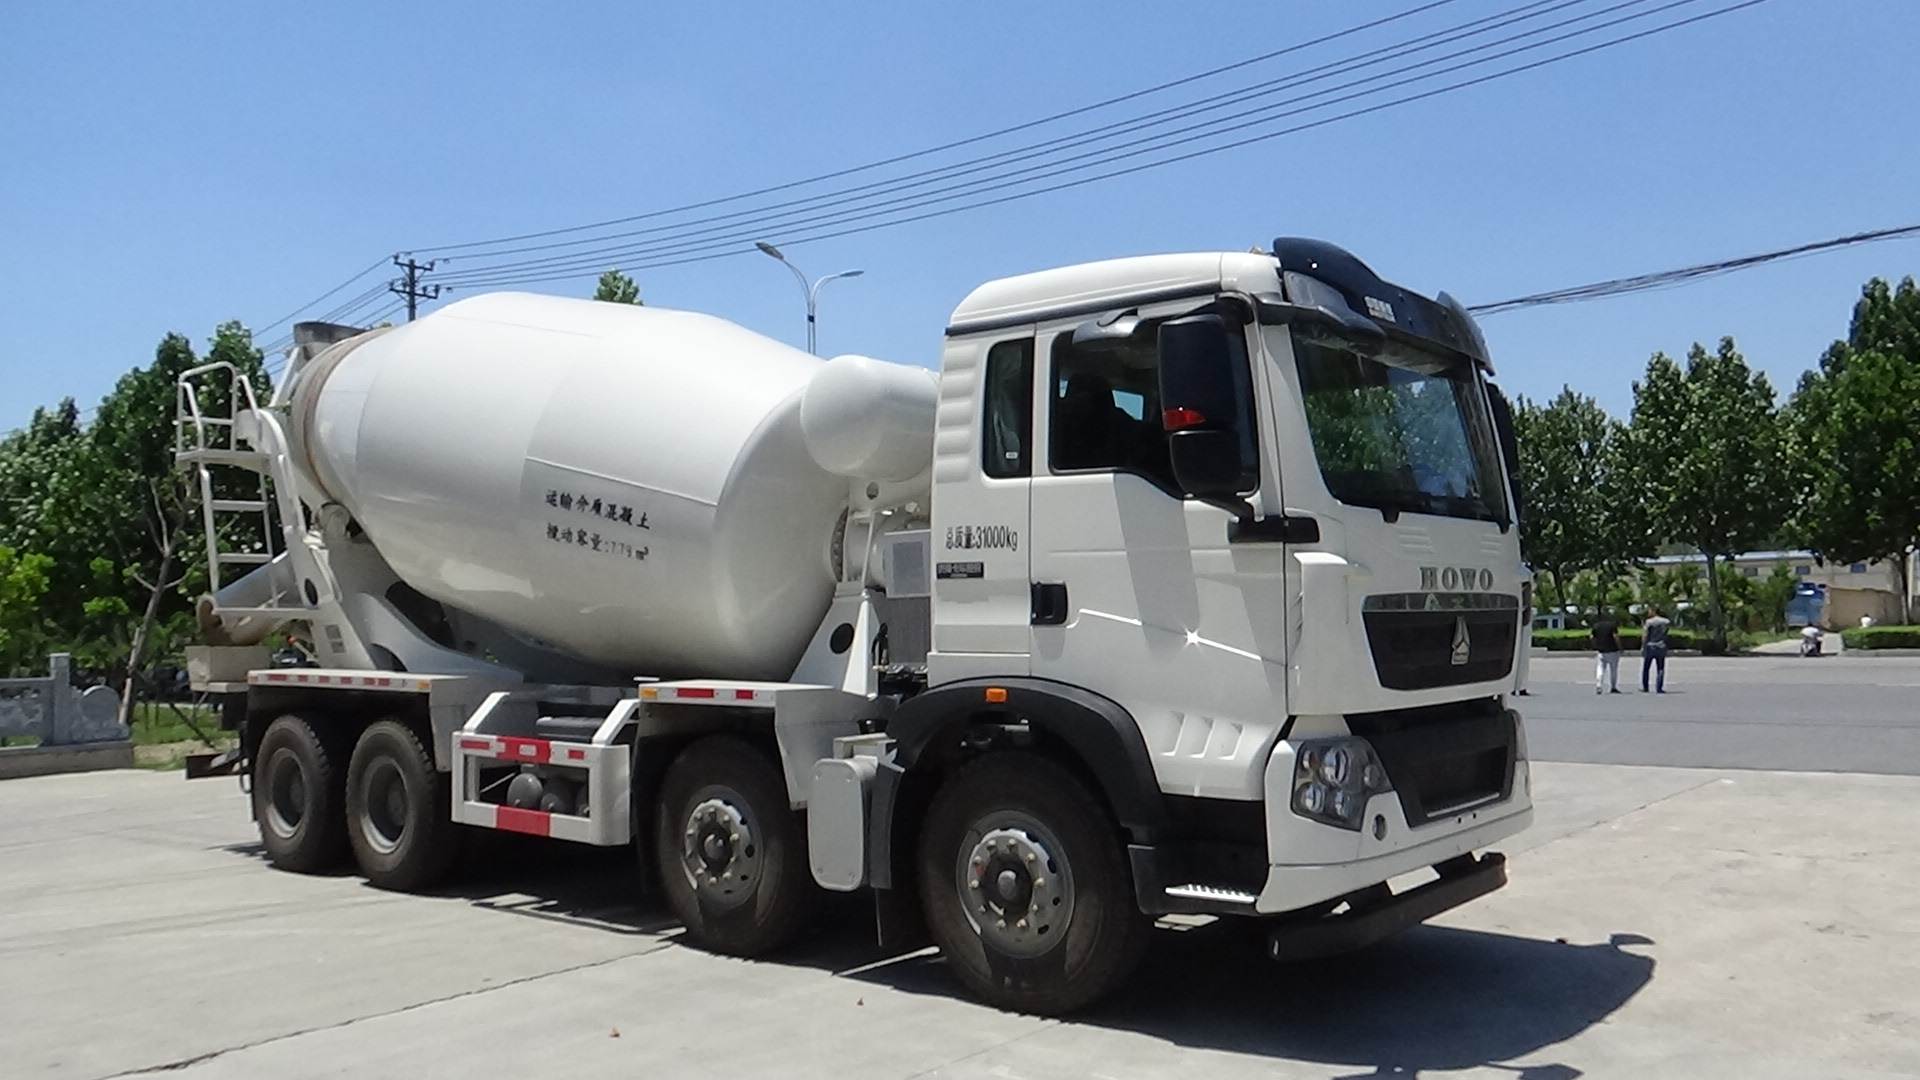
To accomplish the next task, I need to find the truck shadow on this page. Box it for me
[831,921,1655,1079]
[219,836,1652,1076]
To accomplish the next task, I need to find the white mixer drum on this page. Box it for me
[288,293,850,680]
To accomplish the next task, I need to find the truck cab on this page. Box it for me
[910,237,1530,968]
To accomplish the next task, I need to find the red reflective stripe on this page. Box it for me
[565,748,586,761]
[676,687,716,699]
[500,738,551,763]
[378,677,394,688]
[495,807,551,837]
[264,672,287,682]
[734,689,755,701]
[459,738,492,751]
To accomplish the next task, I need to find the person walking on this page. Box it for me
[1640,605,1671,693]
[1592,611,1622,694]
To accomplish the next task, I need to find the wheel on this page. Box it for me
[654,736,814,956]
[345,720,457,891]
[917,753,1149,1015]
[252,714,348,873]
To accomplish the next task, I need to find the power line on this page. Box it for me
[253,257,390,336]
[410,0,1472,257]
[429,0,1585,271]
[1468,223,1920,315]
[445,0,1772,291]
[434,0,1689,287]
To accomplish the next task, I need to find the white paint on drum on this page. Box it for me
[289,293,850,680]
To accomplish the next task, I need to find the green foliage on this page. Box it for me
[1623,338,1788,644]
[593,269,643,305]
[0,544,54,669]
[1787,277,1920,609]
[1753,563,1798,632]
[1840,625,1920,649]
[1531,626,1698,651]
[0,322,267,679]
[1512,388,1644,612]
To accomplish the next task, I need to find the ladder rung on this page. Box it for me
[207,605,300,619]
[217,552,274,565]
[179,449,268,467]
[209,499,269,512]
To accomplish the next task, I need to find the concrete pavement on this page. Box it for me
[3,760,1916,1079]
[1520,653,1920,774]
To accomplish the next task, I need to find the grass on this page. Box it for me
[129,701,234,770]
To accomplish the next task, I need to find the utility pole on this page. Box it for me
[389,254,441,322]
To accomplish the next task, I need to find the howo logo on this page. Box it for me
[1420,565,1496,591]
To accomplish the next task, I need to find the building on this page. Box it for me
[1642,549,1916,626]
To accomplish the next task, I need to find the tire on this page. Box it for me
[252,714,349,873]
[654,736,814,956]
[917,753,1149,1015]
[344,720,457,891]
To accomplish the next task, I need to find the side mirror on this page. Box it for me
[1158,313,1255,498]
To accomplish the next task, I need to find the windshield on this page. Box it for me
[1291,326,1507,524]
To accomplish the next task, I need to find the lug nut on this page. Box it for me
[1016,918,1028,929]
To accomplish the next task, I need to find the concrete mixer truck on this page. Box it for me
[178,237,1533,1014]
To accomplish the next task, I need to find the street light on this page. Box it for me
[755,241,863,354]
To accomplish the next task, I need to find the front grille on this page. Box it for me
[1346,698,1516,825]
[1362,594,1519,690]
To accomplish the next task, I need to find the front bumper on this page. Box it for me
[1265,851,1508,962]
[1255,798,1531,913]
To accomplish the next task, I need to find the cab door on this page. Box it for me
[926,333,1036,684]
[1025,308,1291,800]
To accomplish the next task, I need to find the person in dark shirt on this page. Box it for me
[1592,613,1622,694]
[1641,605,1672,693]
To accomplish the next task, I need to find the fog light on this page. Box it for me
[1331,788,1357,821]
[1289,736,1392,831]
[1320,746,1351,786]
[1299,783,1328,815]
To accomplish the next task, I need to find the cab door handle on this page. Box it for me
[1030,582,1069,626]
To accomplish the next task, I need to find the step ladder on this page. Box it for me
[174,362,289,613]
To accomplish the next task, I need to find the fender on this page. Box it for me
[867,677,1167,890]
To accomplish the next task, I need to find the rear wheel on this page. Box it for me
[253,714,348,873]
[655,736,814,956]
[917,753,1148,1015]
[345,720,457,891]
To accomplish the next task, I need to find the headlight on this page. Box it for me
[1290,736,1392,830]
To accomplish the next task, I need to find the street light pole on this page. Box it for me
[755,241,863,354]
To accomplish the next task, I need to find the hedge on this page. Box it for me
[1531,628,1700,652]
[1840,625,1920,650]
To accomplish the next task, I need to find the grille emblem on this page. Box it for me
[1450,616,1471,665]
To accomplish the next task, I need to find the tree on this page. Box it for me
[0,323,267,695]
[1623,338,1788,645]
[1512,388,1641,614]
[593,269,643,305]
[1788,277,1920,619]
[0,544,53,673]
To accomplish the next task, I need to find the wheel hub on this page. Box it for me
[265,751,307,839]
[958,823,1074,958]
[680,794,759,909]
[361,759,408,854]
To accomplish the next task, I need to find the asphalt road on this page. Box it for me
[4,763,1918,1080]
[1520,653,1920,775]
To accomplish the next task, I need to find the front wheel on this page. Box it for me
[654,736,814,956]
[917,753,1148,1015]
[344,720,457,891]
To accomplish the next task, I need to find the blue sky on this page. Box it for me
[3,0,1916,432]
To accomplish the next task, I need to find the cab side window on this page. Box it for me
[981,338,1034,479]
[1047,330,1176,491]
